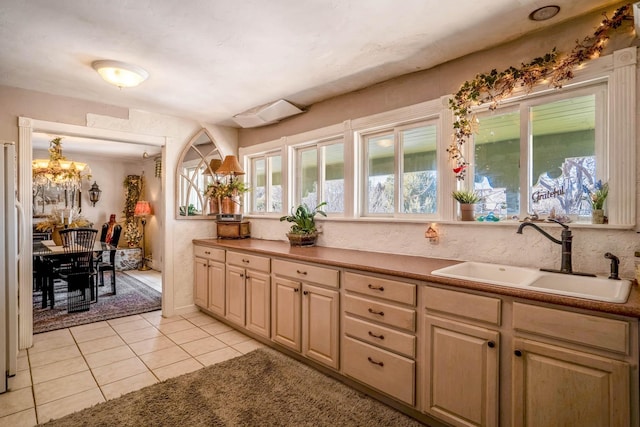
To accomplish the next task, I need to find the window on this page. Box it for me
[249,152,282,213]
[295,138,344,213]
[362,121,437,216]
[473,85,604,221]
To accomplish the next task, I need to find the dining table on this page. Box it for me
[33,240,117,309]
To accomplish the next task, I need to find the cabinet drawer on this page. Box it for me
[513,302,630,355]
[226,251,270,273]
[424,286,501,326]
[344,294,415,332]
[344,272,416,306]
[344,315,415,358]
[342,336,415,405]
[272,259,339,289]
[193,245,225,262]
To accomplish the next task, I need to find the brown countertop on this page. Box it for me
[193,238,640,319]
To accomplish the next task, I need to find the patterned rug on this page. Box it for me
[33,271,162,334]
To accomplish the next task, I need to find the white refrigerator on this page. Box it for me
[1,141,18,393]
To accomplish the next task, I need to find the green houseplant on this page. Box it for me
[452,190,480,221]
[279,202,327,246]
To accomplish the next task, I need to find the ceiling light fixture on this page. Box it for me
[91,60,149,88]
[529,5,560,21]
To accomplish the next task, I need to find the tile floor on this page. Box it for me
[0,310,264,426]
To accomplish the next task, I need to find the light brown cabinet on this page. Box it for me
[193,245,225,315]
[272,259,340,369]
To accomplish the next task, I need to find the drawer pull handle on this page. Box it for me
[368,331,384,340]
[242,259,250,264]
[368,308,384,316]
[296,270,308,275]
[514,349,522,357]
[367,357,384,367]
[487,341,495,348]
[294,288,299,292]
[204,251,210,255]
[367,284,384,291]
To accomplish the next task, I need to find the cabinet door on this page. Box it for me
[271,276,301,351]
[512,338,630,427]
[194,256,208,308]
[424,315,499,427]
[246,270,271,338]
[303,284,339,369]
[207,260,225,316]
[225,264,246,327]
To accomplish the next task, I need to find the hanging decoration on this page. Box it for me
[32,137,91,190]
[447,3,633,180]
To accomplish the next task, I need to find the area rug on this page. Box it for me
[33,272,161,334]
[41,347,424,426]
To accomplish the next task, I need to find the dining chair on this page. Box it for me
[97,224,121,294]
[58,228,98,312]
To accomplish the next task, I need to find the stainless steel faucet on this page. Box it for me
[516,219,595,277]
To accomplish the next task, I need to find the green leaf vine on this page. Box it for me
[448,3,633,180]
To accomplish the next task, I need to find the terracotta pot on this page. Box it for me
[460,204,476,221]
[592,209,605,224]
[286,232,318,247]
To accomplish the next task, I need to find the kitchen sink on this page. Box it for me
[431,261,632,303]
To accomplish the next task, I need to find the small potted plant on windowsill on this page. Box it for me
[452,190,480,221]
[280,202,327,246]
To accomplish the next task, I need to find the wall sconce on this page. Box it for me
[88,181,102,207]
[425,223,439,242]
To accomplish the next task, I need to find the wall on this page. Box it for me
[239,3,640,278]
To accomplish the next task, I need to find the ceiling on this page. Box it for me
[0,0,621,131]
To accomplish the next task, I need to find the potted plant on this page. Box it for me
[586,180,608,224]
[452,190,480,221]
[279,202,327,246]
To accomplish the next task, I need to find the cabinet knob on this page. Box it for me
[368,331,384,340]
[242,259,250,264]
[367,284,384,291]
[204,251,210,255]
[368,308,384,316]
[240,273,244,278]
[303,290,309,295]
[367,357,384,367]
[296,269,307,275]
[294,288,299,292]
[514,349,523,357]
[487,341,495,348]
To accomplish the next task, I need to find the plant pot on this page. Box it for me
[208,198,219,215]
[460,203,476,221]
[592,209,605,224]
[286,232,318,247]
[221,196,241,214]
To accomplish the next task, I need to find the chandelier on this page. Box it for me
[32,137,91,190]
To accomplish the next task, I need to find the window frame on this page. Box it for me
[246,148,284,215]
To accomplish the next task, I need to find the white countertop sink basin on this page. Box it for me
[431,262,631,303]
[431,262,541,288]
[528,273,631,303]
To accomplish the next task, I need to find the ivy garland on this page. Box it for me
[448,3,633,180]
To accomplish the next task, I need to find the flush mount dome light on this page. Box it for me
[91,60,149,88]
[529,5,560,21]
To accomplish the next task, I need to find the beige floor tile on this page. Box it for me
[32,328,72,344]
[196,346,242,366]
[110,318,153,334]
[69,320,109,334]
[155,319,196,335]
[16,356,29,372]
[166,327,210,345]
[107,314,144,326]
[199,321,234,336]
[7,369,32,390]
[184,313,217,326]
[17,349,27,358]
[153,358,203,382]
[71,325,117,343]
[77,334,126,355]
[140,311,181,327]
[31,356,88,385]
[84,345,136,369]
[0,408,37,427]
[180,310,204,319]
[139,345,191,370]
[92,356,150,386]
[36,387,104,424]
[0,387,34,418]
[29,344,81,368]
[213,329,251,346]
[128,335,175,356]
[33,370,97,406]
[29,331,75,354]
[180,336,228,357]
[100,371,158,400]
[232,339,266,354]
[118,326,162,344]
